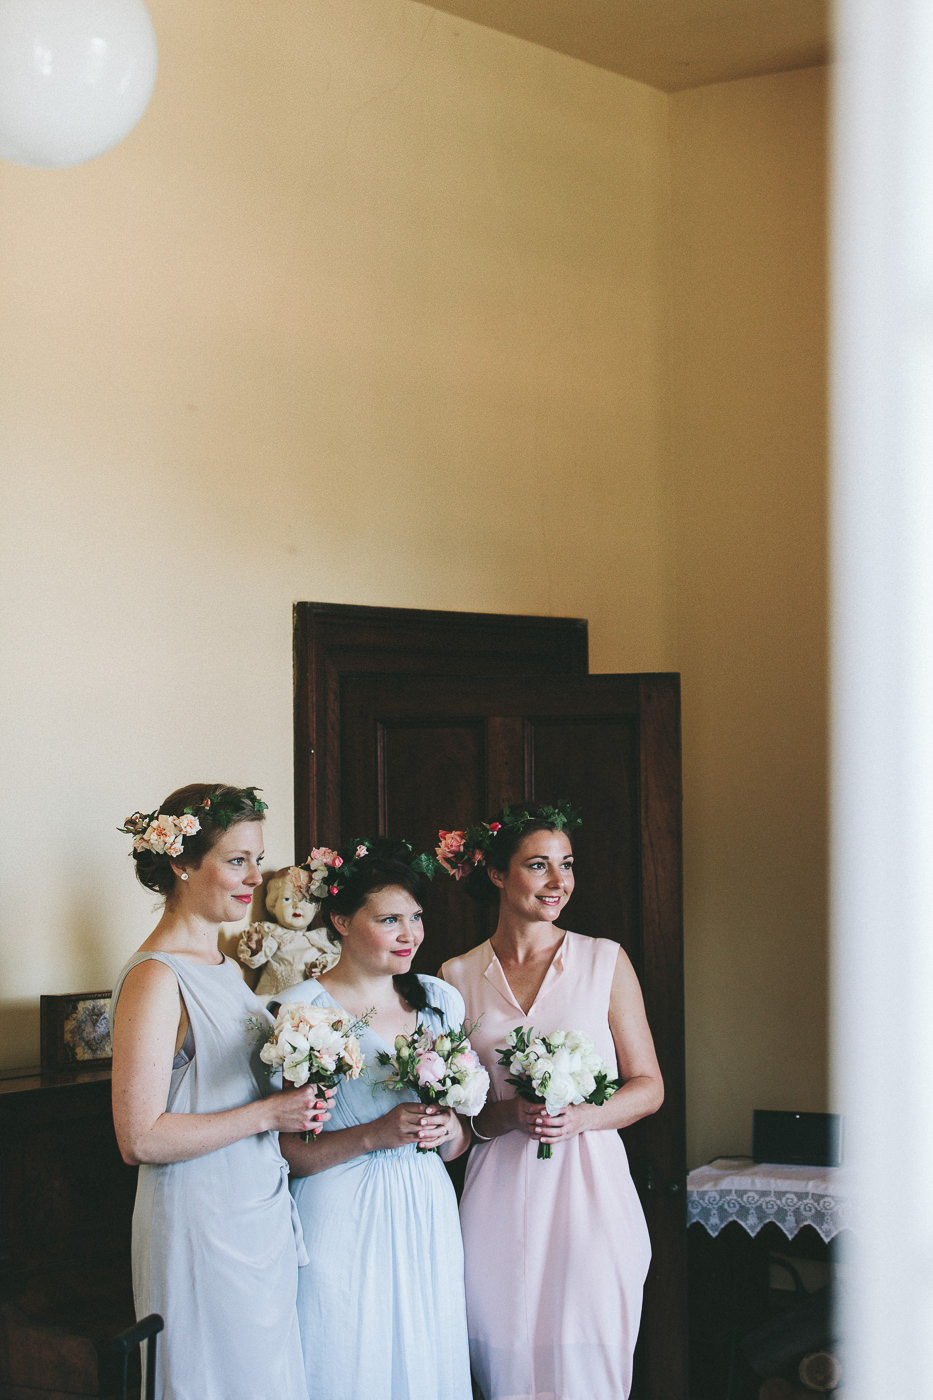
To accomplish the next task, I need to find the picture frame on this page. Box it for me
[40,990,113,1072]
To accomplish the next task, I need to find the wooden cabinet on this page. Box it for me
[0,1068,137,1398]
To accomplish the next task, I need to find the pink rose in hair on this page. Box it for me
[435,830,467,875]
[310,847,339,864]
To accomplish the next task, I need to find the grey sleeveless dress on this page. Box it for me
[111,953,309,1400]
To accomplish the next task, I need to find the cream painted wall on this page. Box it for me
[669,67,830,1165]
[0,2,828,1174]
[0,3,671,1060]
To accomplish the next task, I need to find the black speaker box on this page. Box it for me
[752,1109,843,1167]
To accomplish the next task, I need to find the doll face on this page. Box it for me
[266,873,316,930]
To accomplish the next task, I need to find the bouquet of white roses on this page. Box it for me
[377,1023,490,1148]
[497,1025,620,1159]
[260,1001,369,1140]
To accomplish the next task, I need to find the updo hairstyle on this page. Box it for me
[322,838,434,1013]
[132,782,265,899]
[463,804,572,907]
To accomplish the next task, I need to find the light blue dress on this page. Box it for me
[111,953,309,1400]
[278,974,472,1400]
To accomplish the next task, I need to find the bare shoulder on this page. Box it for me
[610,942,638,977]
[607,945,661,1087]
[113,957,181,1033]
[120,955,178,995]
[608,944,647,1007]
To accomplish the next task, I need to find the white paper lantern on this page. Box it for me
[0,0,158,169]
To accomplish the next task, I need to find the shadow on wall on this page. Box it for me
[3,1004,43,1071]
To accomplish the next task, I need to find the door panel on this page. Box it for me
[337,669,685,1400]
[292,602,588,860]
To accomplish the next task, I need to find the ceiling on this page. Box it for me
[417,0,830,93]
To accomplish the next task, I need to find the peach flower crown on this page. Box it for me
[283,864,312,898]
[302,836,437,901]
[119,787,268,860]
[434,799,581,881]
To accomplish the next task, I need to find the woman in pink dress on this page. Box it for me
[438,803,664,1400]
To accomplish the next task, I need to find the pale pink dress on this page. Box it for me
[440,931,650,1400]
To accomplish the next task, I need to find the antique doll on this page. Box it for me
[236,866,338,996]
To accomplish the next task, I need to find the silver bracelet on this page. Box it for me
[469,1116,491,1142]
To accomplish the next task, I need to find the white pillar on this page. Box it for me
[832,0,933,1392]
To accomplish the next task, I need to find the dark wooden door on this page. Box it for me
[335,670,686,1400]
[292,602,588,859]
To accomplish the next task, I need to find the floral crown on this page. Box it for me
[283,865,312,899]
[303,837,437,901]
[119,787,268,859]
[435,799,581,880]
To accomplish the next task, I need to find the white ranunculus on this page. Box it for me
[282,1052,310,1087]
[542,1070,579,1114]
[305,1024,346,1060]
[530,1063,551,1094]
[280,1031,310,1062]
[458,1068,491,1116]
[576,1070,597,1100]
[563,1030,604,1075]
[443,1081,468,1109]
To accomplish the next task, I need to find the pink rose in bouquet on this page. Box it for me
[377,1022,490,1148]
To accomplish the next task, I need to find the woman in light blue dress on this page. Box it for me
[278,839,473,1400]
[111,784,328,1400]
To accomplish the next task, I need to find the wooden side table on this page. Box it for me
[686,1159,852,1400]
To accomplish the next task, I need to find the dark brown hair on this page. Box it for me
[322,839,433,1013]
[131,783,265,899]
[463,805,573,907]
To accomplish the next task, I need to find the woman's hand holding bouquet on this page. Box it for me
[498,1026,620,1159]
[261,1002,369,1141]
[377,1023,490,1151]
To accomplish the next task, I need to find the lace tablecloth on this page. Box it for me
[687,1157,853,1242]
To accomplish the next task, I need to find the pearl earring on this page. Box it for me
[180,872,189,881]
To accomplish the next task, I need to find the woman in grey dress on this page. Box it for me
[110,783,327,1400]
